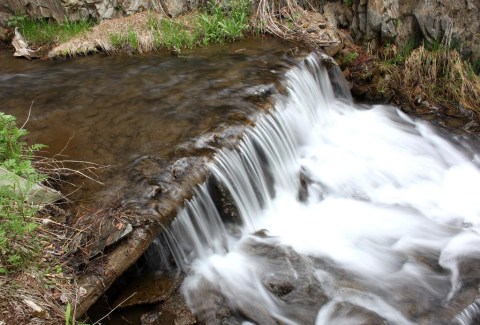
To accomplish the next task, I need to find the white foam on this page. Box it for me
[162,53,480,324]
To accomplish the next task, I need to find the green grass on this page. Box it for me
[342,50,359,65]
[8,15,95,46]
[0,112,46,273]
[198,0,250,45]
[395,38,416,63]
[142,0,250,53]
[159,19,196,50]
[109,29,139,51]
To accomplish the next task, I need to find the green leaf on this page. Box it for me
[65,303,71,325]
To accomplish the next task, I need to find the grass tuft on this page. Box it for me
[403,46,480,113]
[8,16,95,47]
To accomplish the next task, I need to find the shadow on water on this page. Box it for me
[0,37,302,206]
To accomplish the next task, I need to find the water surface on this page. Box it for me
[0,38,300,204]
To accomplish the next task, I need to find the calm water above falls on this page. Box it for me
[0,38,297,204]
[156,54,480,324]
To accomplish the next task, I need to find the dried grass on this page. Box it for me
[49,12,167,57]
[48,2,345,58]
[404,46,480,114]
[252,0,305,37]
[252,0,345,51]
[0,144,108,324]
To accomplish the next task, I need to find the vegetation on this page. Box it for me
[339,39,480,125]
[8,15,95,46]
[342,50,359,65]
[472,60,480,75]
[0,113,45,273]
[49,0,251,56]
[109,28,139,51]
[0,113,94,324]
[403,46,480,113]
[198,0,250,45]
[152,18,196,51]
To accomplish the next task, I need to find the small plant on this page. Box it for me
[146,12,161,31]
[160,19,195,51]
[65,302,72,325]
[197,0,250,45]
[0,113,46,272]
[403,46,480,113]
[109,32,126,48]
[7,15,27,28]
[343,0,353,6]
[0,113,44,177]
[109,29,139,52]
[342,50,359,65]
[425,38,444,52]
[127,29,139,50]
[395,38,417,63]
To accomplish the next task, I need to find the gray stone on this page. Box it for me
[0,166,63,206]
[0,0,194,31]
[308,0,480,62]
[162,0,186,17]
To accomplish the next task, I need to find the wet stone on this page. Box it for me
[264,279,295,297]
[207,175,241,225]
[113,274,180,308]
[321,302,387,325]
[141,290,196,325]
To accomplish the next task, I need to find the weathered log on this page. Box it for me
[73,157,211,317]
[12,27,39,60]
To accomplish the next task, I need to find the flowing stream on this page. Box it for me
[3,40,480,324]
[152,53,480,324]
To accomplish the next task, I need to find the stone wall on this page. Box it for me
[1,0,479,61]
[310,0,480,61]
[0,0,198,41]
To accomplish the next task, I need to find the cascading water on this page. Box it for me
[155,53,480,324]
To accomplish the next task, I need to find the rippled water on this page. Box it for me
[0,38,299,204]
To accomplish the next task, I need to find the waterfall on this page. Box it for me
[154,53,480,324]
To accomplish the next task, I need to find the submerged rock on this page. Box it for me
[113,274,180,308]
[317,301,387,325]
[140,290,196,325]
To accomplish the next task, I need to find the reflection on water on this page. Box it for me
[0,38,300,204]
